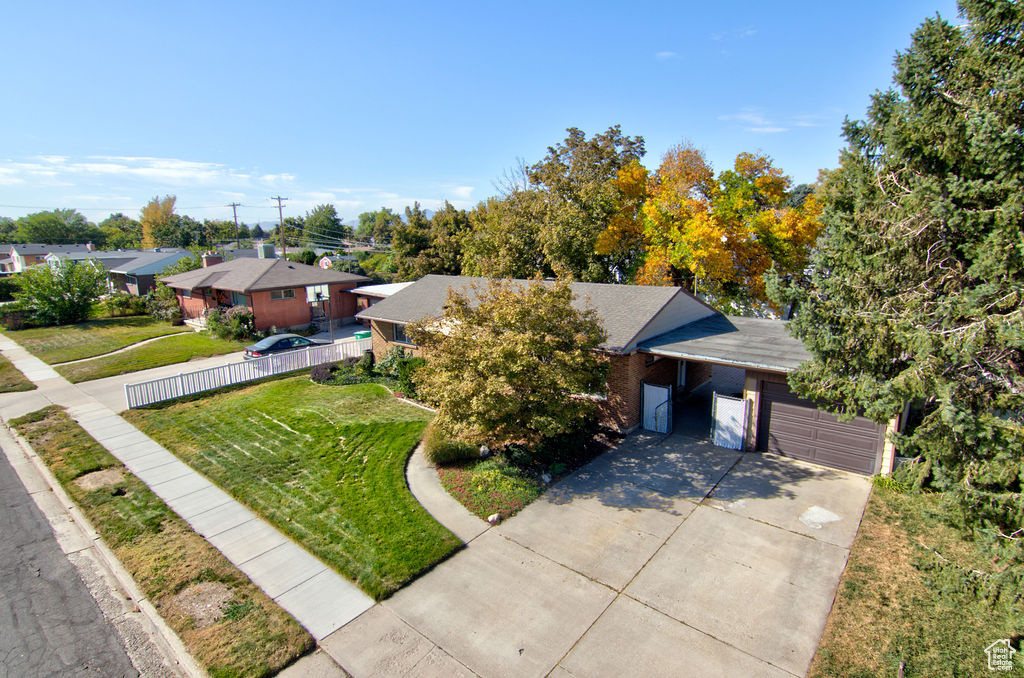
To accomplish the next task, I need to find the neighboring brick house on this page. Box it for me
[9,243,95,272]
[161,254,370,331]
[356,274,902,476]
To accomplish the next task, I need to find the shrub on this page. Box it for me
[356,350,375,377]
[13,260,106,326]
[207,306,256,340]
[375,346,408,379]
[103,292,147,317]
[145,284,183,324]
[0,302,32,330]
[310,363,336,384]
[0,276,17,302]
[423,421,478,466]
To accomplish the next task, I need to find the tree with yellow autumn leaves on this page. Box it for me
[598,143,821,312]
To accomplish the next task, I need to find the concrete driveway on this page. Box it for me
[321,428,871,677]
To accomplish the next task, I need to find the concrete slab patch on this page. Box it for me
[277,649,348,678]
[561,595,793,678]
[275,569,374,640]
[497,492,689,590]
[322,605,436,676]
[243,542,326,598]
[132,460,193,486]
[166,484,233,519]
[410,647,479,677]
[706,453,871,548]
[149,470,212,501]
[385,530,616,678]
[186,500,257,538]
[625,506,849,676]
[124,450,179,473]
[208,517,287,564]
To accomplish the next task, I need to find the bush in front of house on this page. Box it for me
[103,292,147,318]
[422,421,478,466]
[376,346,426,398]
[207,305,256,340]
[0,276,17,302]
[145,284,183,324]
[310,363,337,384]
[13,259,106,326]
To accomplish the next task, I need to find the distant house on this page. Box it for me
[9,243,95,273]
[357,274,902,476]
[350,282,413,322]
[43,248,194,296]
[161,254,370,331]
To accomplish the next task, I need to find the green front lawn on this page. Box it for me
[56,333,247,383]
[0,354,36,392]
[11,406,313,677]
[125,378,462,600]
[811,482,1022,677]
[6,315,190,364]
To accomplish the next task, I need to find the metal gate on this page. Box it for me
[712,393,748,450]
[642,382,673,434]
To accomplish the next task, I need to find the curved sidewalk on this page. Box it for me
[0,334,374,641]
[405,444,489,544]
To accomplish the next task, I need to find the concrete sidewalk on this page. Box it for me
[0,335,374,646]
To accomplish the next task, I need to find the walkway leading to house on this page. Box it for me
[0,334,374,644]
[322,424,871,677]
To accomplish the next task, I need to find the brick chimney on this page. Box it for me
[201,251,223,267]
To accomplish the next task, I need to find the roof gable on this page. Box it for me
[356,274,720,354]
[161,257,369,292]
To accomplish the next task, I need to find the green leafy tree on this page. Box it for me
[528,126,645,282]
[355,208,401,244]
[409,279,609,449]
[14,209,104,245]
[303,204,351,247]
[392,202,432,279]
[770,0,1024,553]
[462,192,548,278]
[13,259,106,325]
[251,224,266,240]
[99,213,142,249]
[287,249,318,266]
[0,216,16,243]
[161,252,202,276]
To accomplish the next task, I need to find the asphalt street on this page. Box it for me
[0,452,137,678]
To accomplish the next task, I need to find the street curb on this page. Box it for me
[0,417,206,678]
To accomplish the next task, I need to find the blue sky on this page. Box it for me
[1,0,959,225]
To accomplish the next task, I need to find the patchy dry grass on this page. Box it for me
[0,354,35,392]
[124,378,461,600]
[56,332,246,382]
[5,316,190,364]
[11,406,313,677]
[811,484,1023,677]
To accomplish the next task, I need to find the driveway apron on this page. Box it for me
[324,428,870,677]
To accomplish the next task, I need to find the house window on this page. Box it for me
[231,291,247,306]
[392,323,411,344]
[270,288,296,301]
[182,289,192,298]
[126,275,138,287]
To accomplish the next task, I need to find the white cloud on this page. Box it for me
[711,27,756,41]
[654,51,678,60]
[447,185,474,200]
[719,108,789,133]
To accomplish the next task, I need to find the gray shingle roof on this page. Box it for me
[161,257,369,292]
[11,243,94,255]
[355,274,715,354]
[640,315,810,373]
[108,251,194,275]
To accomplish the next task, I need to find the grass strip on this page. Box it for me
[0,354,36,392]
[5,316,190,364]
[125,378,462,600]
[10,406,313,677]
[56,332,246,383]
[811,483,1022,677]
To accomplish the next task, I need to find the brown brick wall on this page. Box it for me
[599,353,677,432]
[683,361,712,394]
[369,320,423,359]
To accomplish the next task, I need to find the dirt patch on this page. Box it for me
[169,582,234,629]
[74,468,125,490]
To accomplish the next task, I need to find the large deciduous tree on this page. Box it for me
[409,279,609,448]
[140,195,177,248]
[770,0,1023,550]
[14,259,107,325]
[303,204,351,246]
[15,209,104,246]
[624,145,821,311]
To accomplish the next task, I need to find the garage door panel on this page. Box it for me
[757,383,884,475]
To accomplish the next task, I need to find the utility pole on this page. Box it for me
[228,202,241,249]
[271,196,288,257]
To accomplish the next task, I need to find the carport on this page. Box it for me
[640,315,899,475]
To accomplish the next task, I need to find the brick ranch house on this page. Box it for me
[161,254,370,331]
[356,274,901,476]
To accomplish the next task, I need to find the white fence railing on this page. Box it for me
[124,337,372,409]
